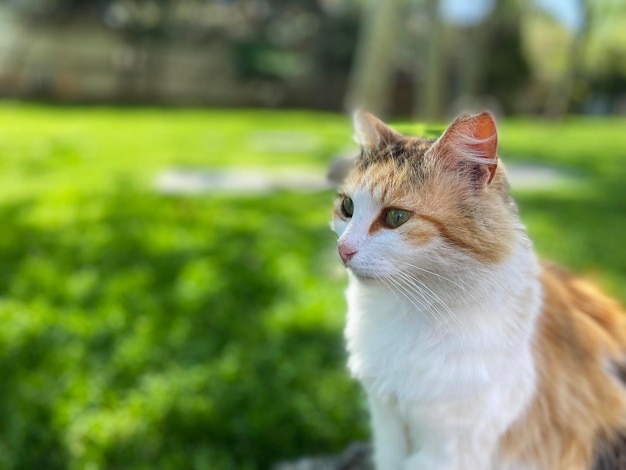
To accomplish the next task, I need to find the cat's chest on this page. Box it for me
[344,282,526,402]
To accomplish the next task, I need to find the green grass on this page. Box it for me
[0,104,624,469]
[0,105,348,202]
[498,118,626,297]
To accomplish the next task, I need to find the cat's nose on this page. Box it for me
[338,244,357,264]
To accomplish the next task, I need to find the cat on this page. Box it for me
[330,111,626,470]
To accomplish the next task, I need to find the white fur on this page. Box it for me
[332,190,542,470]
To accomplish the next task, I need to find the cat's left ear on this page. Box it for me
[353,110,402,150]
[327,156,356,187]
[429,112,498,188]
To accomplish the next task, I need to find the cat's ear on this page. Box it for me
[429,112,498,187]
[327,156,356,188]
[353,110,402,150]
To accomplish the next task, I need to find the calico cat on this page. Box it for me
[330,111,626,470]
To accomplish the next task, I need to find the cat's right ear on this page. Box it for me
[428,112,498,188]
[353,110,402,150]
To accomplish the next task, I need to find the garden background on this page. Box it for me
[1,1,625,469]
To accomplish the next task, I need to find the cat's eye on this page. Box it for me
[341,197,354,218]
[384,209,411,228]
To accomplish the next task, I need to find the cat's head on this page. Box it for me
[331,111,521,289]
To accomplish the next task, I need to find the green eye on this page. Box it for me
[384,209,411,228]
[341,197,354,217]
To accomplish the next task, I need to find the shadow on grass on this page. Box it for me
[0,188,366,469]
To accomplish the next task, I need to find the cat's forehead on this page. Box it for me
[344,137,435,202]
[357,136,435,171]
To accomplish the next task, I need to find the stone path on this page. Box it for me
[155,168,330,195]
[155,162,583,195]
[503,162,582,191]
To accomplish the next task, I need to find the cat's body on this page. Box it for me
[331,112,626,470]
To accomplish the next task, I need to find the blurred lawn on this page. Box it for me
[0,104,624,469]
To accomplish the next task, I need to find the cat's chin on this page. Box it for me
[348,269,384,284]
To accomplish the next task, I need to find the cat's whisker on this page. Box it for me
[383,274,450,328]
[393,270,462,330]
[383,275,431,315]
[389,262,449,293]
[393,260,467,292]
[394,282,452,330]
[385,272,450,328]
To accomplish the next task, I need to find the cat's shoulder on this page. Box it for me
[502,263,626,468]
[539,261,626,352]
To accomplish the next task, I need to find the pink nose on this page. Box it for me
[338,245,357,264]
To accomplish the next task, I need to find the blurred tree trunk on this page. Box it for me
[544,0,592,118]
[345,0,400,116]
[416,0,445,122]
[473,0,530,115]
[457,25,489,109]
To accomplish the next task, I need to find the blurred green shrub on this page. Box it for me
[0,188,367,469]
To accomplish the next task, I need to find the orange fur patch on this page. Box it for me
[500,263,626,469]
